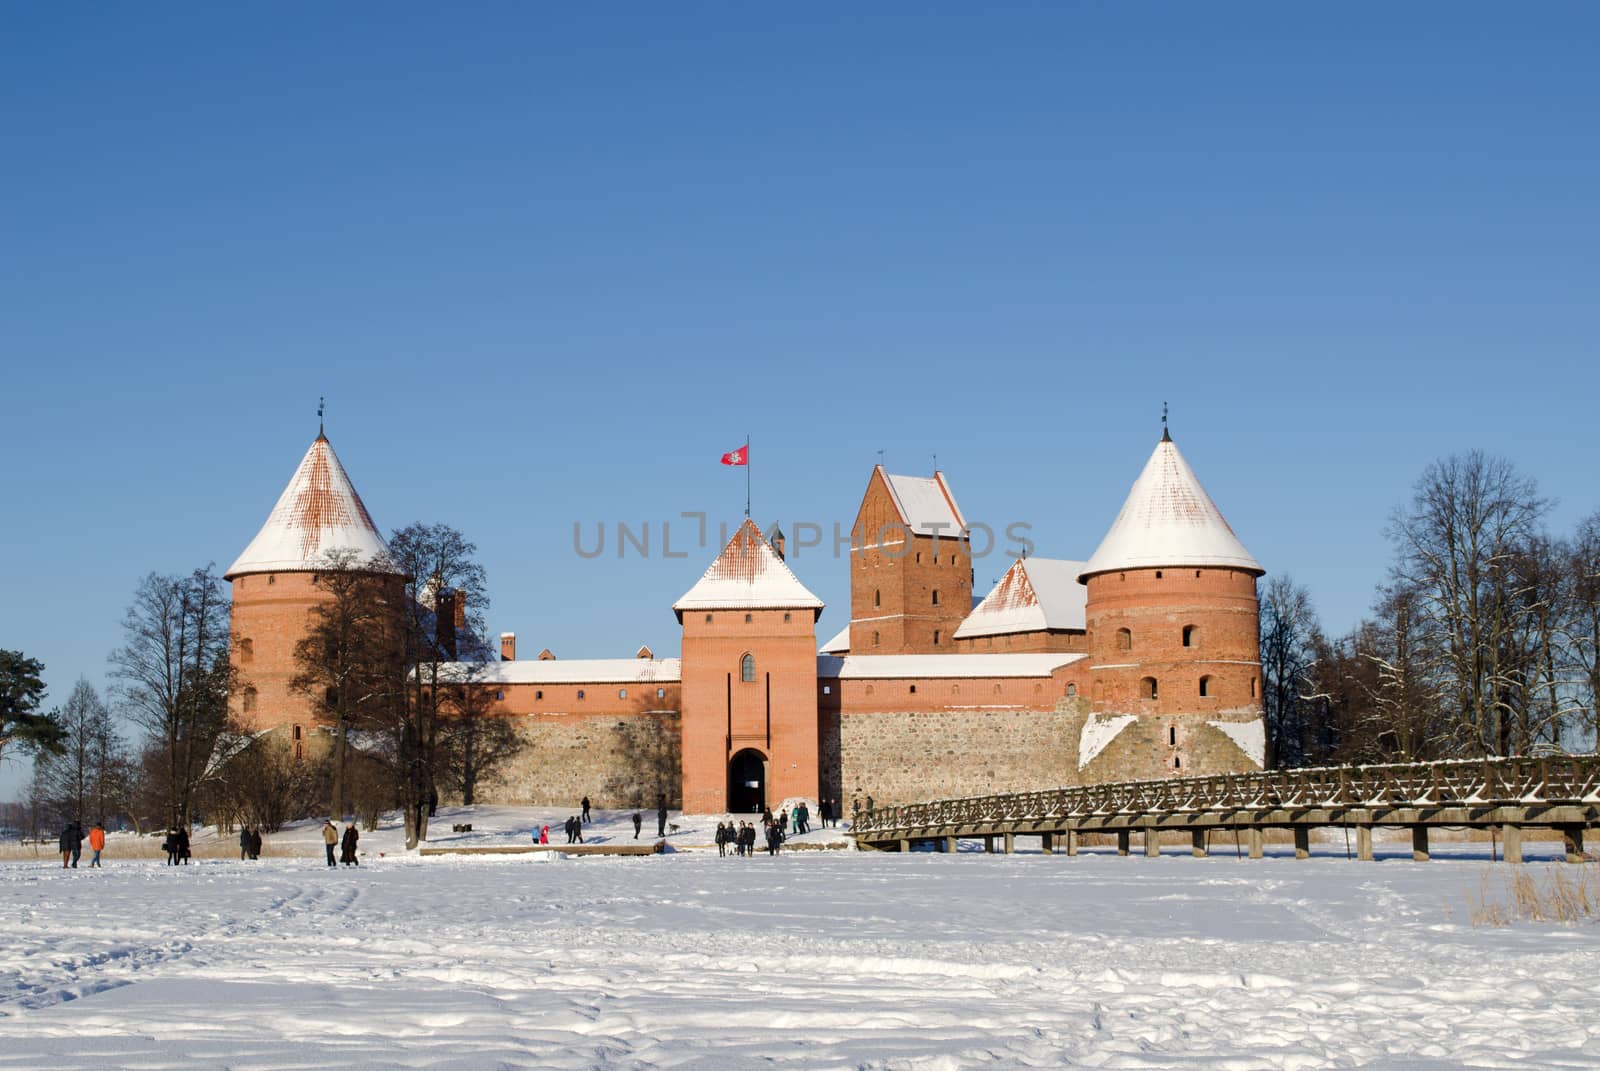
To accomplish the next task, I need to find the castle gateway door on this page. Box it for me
[728,748,767,813]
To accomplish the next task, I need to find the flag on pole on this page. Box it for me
[720,444,748,466]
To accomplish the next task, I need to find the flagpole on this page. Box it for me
[745,434,751,519]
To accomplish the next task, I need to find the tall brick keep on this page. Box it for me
[225,432,402,747]
[1077,429,1266,780]
[848,467,972,654]
[675,520,823,814]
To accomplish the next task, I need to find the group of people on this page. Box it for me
[238,826,264,860]
[161,826,191,865]
[57,821,107,868]
[321,819,360,866]
[716,807,793,856]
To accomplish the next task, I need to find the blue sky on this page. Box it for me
[3,5,1597,798]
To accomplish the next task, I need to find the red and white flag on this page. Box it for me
[720,444,748,466]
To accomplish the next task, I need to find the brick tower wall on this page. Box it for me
[849,471,972,654]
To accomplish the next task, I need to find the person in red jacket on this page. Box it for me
[87,823,107,868]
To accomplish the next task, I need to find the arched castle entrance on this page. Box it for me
[728,748,767,813]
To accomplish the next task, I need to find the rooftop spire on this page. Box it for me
[317,396,326,439]
[1161,400,1170,443]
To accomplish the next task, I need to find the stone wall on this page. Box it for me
[473,710,682,810]
[834,697,1093,809]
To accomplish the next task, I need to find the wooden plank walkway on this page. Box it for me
[850,756,1600,863]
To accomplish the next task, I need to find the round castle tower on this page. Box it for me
[225,432,402,745]
[1075,428,1266,779]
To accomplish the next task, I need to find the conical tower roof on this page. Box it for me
[673,519,824,619]
[224,434,396,579]
[1078,436,1262,582]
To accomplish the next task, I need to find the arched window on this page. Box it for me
[1140,677,1158,700]
[872,631,880,647]
[618,689,627,699]
[1066,683,1077,697]
[740,653,756,682]
[1182,625,1198,648]
[1167,725,1176,746]
[1174,755,1182,770]
[238,638,254,664]
[745,613,753,623]
[1199,675,1212,697]
[577,690,586,700]
[909,684,917,695]
[1116,628,1132,651]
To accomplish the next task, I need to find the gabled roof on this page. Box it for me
[673,519,824,619]
[879,467,966,538]
[817,652,1084,680]
[1079,435,1262,581]
[225,435,396,579]
[818,623,850,654]
[953,558,1088,639]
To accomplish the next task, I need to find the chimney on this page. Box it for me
[500,633,516,662]
[435,590,458,660]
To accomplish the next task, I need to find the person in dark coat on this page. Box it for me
[176,826,191,865]
[741,822,756,857]
[249,827,263,860]
[563,816,575,844]
[59,822,83,868]
[714,822,726,857]
[657,794,668,837]
[340,822,359,866]
[163,829,180,866]
[632,812,642,839]
[581,796,592,824]
[239,826,251,861]
[766,821,783,856]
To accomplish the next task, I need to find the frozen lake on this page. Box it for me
[3,812,1598,1070]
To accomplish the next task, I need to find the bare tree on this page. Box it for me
[435,653,521,806]
[30,679,129,825]
[1386,452,1549,755]
[111,568,235,827]
[384,522,489,848]
[290,548,402,821]
[1258,575,1322,767]
[1568,512,1600,749]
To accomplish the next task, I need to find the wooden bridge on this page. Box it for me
[849,756,1600,863]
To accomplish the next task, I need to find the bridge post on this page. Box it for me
[1041,832,1054,855]
[1117,830,1130,856]
[1064,830,1078,857]
[1294,827,1310,860]
[1502,824,1522,864]
[944,835,958,854]
[1411,826,1430,862]
[1144,829,1160,858]
[1356,825,1373,862]
[1191,829,1207,857]
[1003,833,1015,855]
[984,835,995,854]
[1247,828,1264,859]
[1560,826,1585,863]
[898,839,911,853]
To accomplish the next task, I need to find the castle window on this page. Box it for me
[1168,725,1177,746]
[872,631,880,647]
[268,574,276,585]
[1195,570,1202,578]
[1251,676,1258,698]
[1116,628,1132,651]
[242,690,257,714]
[1066,683,1077,697]
[745,614,753,624]
[1174,755,1182,770]
[1183,625,1198,648]
[577,690,586,700]
[874,590,881,608]
[496,690,504,701]
[916,553,922,563]
[619,689,627,699]
[909,684,916,695]
[931,589,940,606]
[657,688,665,699]
[783,612,791,623]
[239,638,254,664]
[952,684,960,695]
[1155,570,1163,579]
[1140,677,1158,700]
[292,724,301,741]
[1199,675,1212,698]
[741,653,755,682]
[953,555,960,567]
[535,690,543,700]
[705,614,713,624]
[933,629,941,646]
[822,685,831,695]
[311,573,319,585]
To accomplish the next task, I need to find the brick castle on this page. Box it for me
[225,426,1267,814]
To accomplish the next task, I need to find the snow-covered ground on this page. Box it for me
[4,808,1598,1070]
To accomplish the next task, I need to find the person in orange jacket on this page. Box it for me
[87,822,107,868]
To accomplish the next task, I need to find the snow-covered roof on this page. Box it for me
[817,652,1084,680]
[881,469,966,538]
[818,623,850,654]
[673,519,824,618]
[440,658,682,685]
[1079,435,1262,581]
[225,434,396,579]
[953,558,1089,639]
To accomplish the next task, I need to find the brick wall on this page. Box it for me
[472,710,682,810]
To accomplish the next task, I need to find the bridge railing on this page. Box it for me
[850,755,1600,837]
